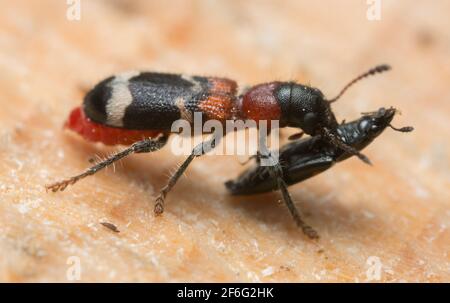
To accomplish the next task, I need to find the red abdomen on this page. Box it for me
[65,107,164,146]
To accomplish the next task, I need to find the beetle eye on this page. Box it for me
[303,112,318,133]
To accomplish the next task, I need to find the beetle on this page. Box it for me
[46,65,392,217]
[225,107,413,238]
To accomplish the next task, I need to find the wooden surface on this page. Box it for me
[0,0,449,282]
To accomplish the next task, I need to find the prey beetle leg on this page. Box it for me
[256,134,319,239]
[154,134,221,215]
[323,128,372,165]
[239,150,268,166]
[46,135,168,192]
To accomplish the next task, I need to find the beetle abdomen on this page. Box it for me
[65,107,165,146]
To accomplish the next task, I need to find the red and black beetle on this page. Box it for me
[47,65,398,238]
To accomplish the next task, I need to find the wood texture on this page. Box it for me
[0,0,448,282]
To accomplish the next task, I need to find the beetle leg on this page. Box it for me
[323,128,372,165]
[257,134,319,239]
[154,134,220,215]
[45,135,168,192]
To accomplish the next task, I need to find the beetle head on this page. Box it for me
[282,64,392,136]
[276,83,340,137]
[332,107,413,163]
[358,107,413,138]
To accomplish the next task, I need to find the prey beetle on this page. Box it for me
[226,107,413,238]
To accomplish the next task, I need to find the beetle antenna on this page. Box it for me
[328,64,391,103]
[389,124,414,132]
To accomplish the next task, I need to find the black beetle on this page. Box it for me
[225,107,413,238]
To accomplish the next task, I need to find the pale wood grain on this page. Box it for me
[0,0,448,282]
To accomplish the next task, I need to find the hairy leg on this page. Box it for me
[258,134,319,239]
[323,128,372,165]
[154,135,219,214]
[46,135,168,192]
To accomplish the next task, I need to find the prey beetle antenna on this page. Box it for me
[328,64,391,103]
[389,124,414,132]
